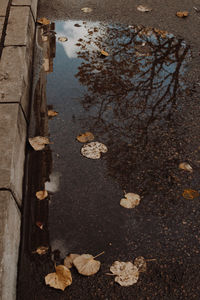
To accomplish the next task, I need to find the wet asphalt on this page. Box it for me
[17,1,200,299]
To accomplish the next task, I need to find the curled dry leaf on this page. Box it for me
[179,162,193,173]
[45,265,72,291]
[81,7,93,13]
[176,11,189,18]
[37,17,50,25]
[137,5,152,12]
[100,50,109,57]
[48,110,58,117]
[58,37,68,42]
[73,254,101,276]
[182,189,199,200]
[35,246,49,255]
[120,193,141,209]
[81,142,108,159]
[110,261,139,286]
[64,254,80,269]
[77,132,94,143]
[29,136,50,151]
[134,256,147,273]
[36,190,48,200]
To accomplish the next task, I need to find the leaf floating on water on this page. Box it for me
[134,256,147,273]
[176,11,189,18]
[36,190,48,200]
[81,142,108,159]
[45,265,72,291]
[58,37,68,42]
[110,261,139,286]
[73,252,104,276]
[179,162,193,173]
[120,193,141,209]
[137,5,152,12]
[100,50,109,57]
[64,254,80,269]
[77,132,95,143]
[29,136,50,151]
[35,246,49,255]
[48,110,58,117]
[37,17,50,25]
[81,7,93,13]
[182,189,199,199]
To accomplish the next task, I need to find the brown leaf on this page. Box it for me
[64,254,80,269]
[29,136,50,151]
[35,246,49,255]
[77,132,95,143]
[182,189,199,199]
[179,162,193,172]
[36,190,48,200]
[176,11,189,18]
[137,5,152,12]
[134,256,147,273]
[37,17,50,25]
[73,254,102,276]
[58,37,68,42]
[45,265,72,291]
[36,221,44,230]
[100,50,109,57]
[48,110,58,117]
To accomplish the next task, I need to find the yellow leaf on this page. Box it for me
[81,142,108,159]
[77,132,94,143]
[29,136,50,151]
[73,252,104,276]
[137,5,152,12]
[48,110,58,117]
[36,190,48,200]
[120,193,141,209]
[179,162,193,172]
[45,265,72,291]
[182,189,199,199]
[101,50,109,57]
[110,261,139,286]
[176,11,189,18]
[58,37,68,42]
[64,254,80,269]
[37,17,50,25]
[35,246,49,255]
[81,7,93,13]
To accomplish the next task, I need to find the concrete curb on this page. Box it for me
[0,0,38,298]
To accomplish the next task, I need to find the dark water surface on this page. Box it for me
[17,20,200,300]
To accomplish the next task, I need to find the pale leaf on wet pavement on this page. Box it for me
[45,265,72,291]
[110,261,139,286]
[120,193,141,209]
[81,142,108,159]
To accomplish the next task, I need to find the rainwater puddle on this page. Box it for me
[18,20,200,300]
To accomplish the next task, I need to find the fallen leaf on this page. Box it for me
[137,5,152,12]
[37,17,50,25]
[134,256,147,273]
[81,7,93,13]
[58,37,68,42]
[48,110,58,117]
[81,142,108,159]
[35,246,49,255]
[182,189,199,199]
[120,193,141,209]
[36,221,44,230]
[179,162,193,172]
[176,11,189,18]
[64,254,80,269]
[110,261,139,286]
[29,136,50,151]
[45,265,72,291]
[100,50,109,57]
[73,252,103,276]
[77,132,95,143]
[36,190,48,200]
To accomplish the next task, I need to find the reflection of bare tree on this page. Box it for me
[76,23,190,192]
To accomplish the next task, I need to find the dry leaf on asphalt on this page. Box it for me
[182,189,199,199]
[77,132,95,143]
[176,11,189,18]
[36,221,44,230]
[120,193,141,209]
[73,253,103,276]
[81,142,108,159]
[58,37,68,42]
[36,190,48,200]
[134,256,147,273]
[37,17,50,25]
[64,254,80,269]
[81,7,93,13]
[179,162,193,172]
[45,265,72,291]
[29,136,50,151]
[110,261,139,286]
[100,50,109,57]
[35,246,49,255]
[48,110,58,117]
[137,5,152,12]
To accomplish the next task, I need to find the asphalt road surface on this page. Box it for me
[17,1,200,299]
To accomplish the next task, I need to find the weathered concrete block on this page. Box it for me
[0,104,27,205]
[0,17,5,38]
[0,191,21,300]
[12,0,38,21]
[0,0,9,17]
[0,46,33,117]
[5,6,35,47]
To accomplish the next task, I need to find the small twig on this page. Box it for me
[93,251,105,259]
